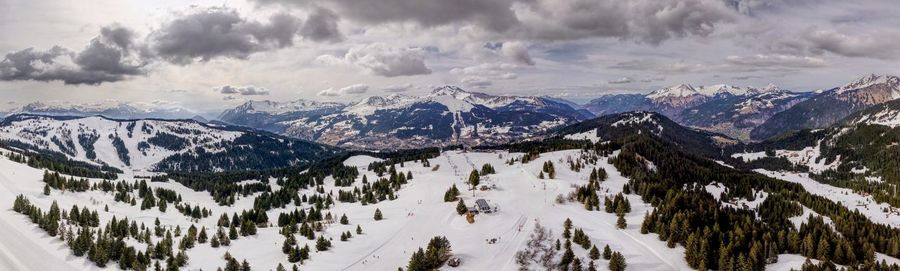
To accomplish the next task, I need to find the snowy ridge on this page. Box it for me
[8,101,196,120]
[234,99,345,115]
[837,74,900,94]
[0,115,243,171]
[611,112,664,134]
[646,84,700,99]
[341,94,416,117]
[847,101,900,128]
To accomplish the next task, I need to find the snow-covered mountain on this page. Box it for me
[750,74,900,140]
[583,83,807,140]
[3,101,197,120]
[220,86,592,149]
[0,114,335,172]
[557,111,740,157]
[217,99,346,133]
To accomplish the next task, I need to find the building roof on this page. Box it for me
[475,199,490,209]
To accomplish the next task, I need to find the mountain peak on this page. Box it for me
[839,74,900,93]
[430,85,468,95]
[647,84,699,99]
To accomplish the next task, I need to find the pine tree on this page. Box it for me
[616,215,626,229]
[456,199,467,215]
[468,170,480,196]
[198,227,208,243]
[43,184,51,195]
[560,247,575,268]
[589,245,600,260]
[608,252,626,271]
[571,258,583,271]
[602,245,612,260]
[374,208,383,221]
[356,225,363,235]
[340,214,349,225]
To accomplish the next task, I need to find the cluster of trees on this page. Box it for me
[480,163,496,175]
[282,233,312,264]
[443,184,460,202]
[406,236,453,271]
[334,165,413,205]
[607,133,900,270]
[154,132,333,172]
[109,135,131,166]
[365,148,440,173]
[168,172,271,206]
[175,202,212,219]
[11,194,193,270]
[147,132,189,151]
[1,145,119,179]
[539,161,556,179]
[42,170,91,192]
[219,252,253,271]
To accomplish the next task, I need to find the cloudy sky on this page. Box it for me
[1,0,899,115]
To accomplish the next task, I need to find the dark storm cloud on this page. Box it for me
[254,0,737,45]
[299,7,344,42]
[253,0,520,32]
[75,25,145,76]
[516,0,737,45]
[0,24,146,85]
[149,8,302,64]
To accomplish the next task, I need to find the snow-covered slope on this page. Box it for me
[0,145,695,271]
[0,114,333,172]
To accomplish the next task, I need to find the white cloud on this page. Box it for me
[214,85,271,95]
[725,54,826,68]
[340,83,369,94]
[316,43,431,77]
[317,83,369,96]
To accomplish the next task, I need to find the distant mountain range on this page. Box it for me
[1,101,198,120]
[219,86,592,149]
[583,83,810,141]
[5,74,900,149]
[749,74,900,140]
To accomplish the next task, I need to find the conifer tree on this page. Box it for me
[374,208,383,221]
[468,170,480,196]
[456,199,467,215]
[589,245,600,260]
[609,252,626,271]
